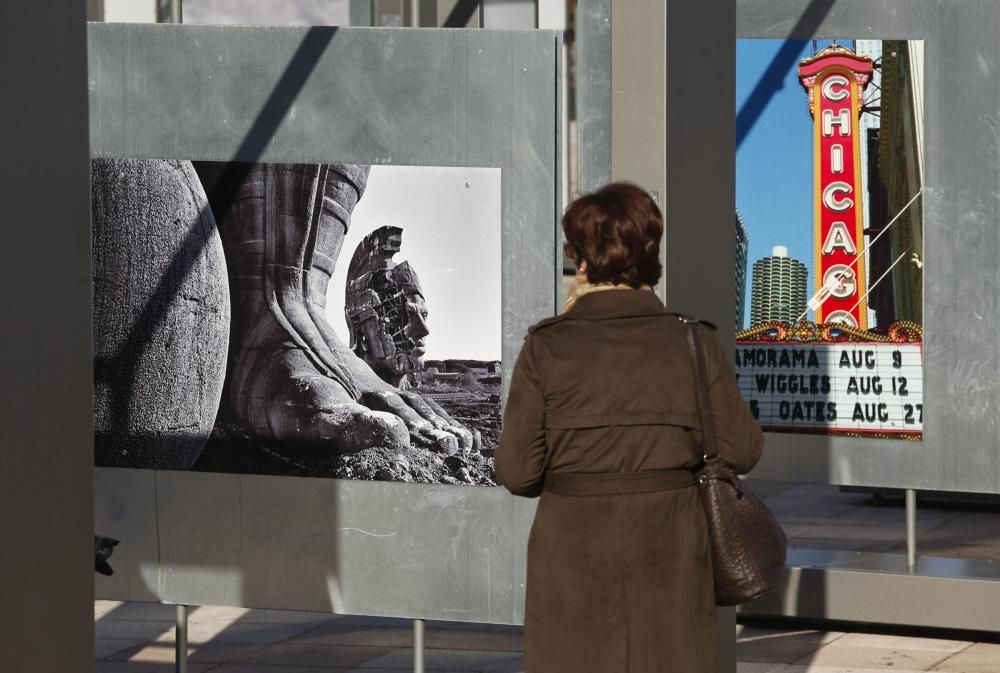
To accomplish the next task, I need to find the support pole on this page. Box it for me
[413,619,425,673]
[156,0,183,23]
[176,604,189,673]
[606,1,738,670]
[905,489,918,572]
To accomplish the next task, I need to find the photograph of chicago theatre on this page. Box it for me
[92,160,503,484]
[735,39,924,439]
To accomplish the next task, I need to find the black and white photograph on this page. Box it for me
[92,159,502,485]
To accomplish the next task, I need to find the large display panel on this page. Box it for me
[733,0,1000,494]
[94,159,503,485]
[736,39,924,439]
[575,0,1000,495]
[92,23,559,622]
[573,0,1000,642]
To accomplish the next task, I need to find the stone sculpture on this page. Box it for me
[91,158,230,469]
[345,226,429,388]
[192,162,474,457]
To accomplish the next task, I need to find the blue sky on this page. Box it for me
[736,39,854,325]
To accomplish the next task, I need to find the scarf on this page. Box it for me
[561,270,654,313]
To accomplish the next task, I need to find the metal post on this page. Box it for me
[86,0,104,20]
[905,489,918,572]
[175,604,188,673]
[156,0,182,23]
[413,619,425,673]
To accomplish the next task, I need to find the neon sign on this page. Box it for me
[798,45,873,328]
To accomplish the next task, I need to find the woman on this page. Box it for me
[495,182,763,673]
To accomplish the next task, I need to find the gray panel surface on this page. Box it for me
[155,471,537,619]
[580,1,1000,494]
[1,1,93,670]
[95,468,539,621]
[94,468,161,603]
[90,23,558,621]
[576,0,611,193]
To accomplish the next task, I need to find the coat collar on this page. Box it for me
[565,288,668,321]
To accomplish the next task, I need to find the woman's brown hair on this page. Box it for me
[562,181,663,287]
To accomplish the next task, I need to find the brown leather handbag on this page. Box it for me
[680,315,787,606]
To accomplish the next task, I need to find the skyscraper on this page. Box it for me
[750,246,808,325]
[735,210,749,330]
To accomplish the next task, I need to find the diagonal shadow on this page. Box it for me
[443,0,481,28]
[97,26,339,459]
[736,0,837,149]
[228,27,339,163]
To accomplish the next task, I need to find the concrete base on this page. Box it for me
[739,548,1000,633]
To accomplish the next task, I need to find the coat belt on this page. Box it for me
[543,469,696,496]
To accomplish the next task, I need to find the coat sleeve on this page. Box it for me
[703,326,763,475]
[495,334,548,498]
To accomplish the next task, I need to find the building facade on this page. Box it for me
[878,39,924,325]
[855,39,924,329]
[750,245,808,325]
[735,209,749,330]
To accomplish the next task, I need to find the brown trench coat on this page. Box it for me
[495,289,763,673]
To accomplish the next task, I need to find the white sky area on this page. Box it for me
[326,165,502,362]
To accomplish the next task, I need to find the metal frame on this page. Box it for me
[91,23,560,628]
[739,548,1000,632]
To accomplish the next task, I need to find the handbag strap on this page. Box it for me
[677,316,720,462]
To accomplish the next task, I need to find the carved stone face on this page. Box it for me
[369,265,429,381]
[345,227,430,386]
[403,292,430,357]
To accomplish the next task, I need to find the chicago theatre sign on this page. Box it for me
[798,44,873,329]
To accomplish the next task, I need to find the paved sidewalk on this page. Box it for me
[95,601,1000,673]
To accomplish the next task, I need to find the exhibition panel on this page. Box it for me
[571,0,1000,634]
[92,23,560,622]
[580,0,1000,495]
[735,0,1000,495]
[732,0,1000,627]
